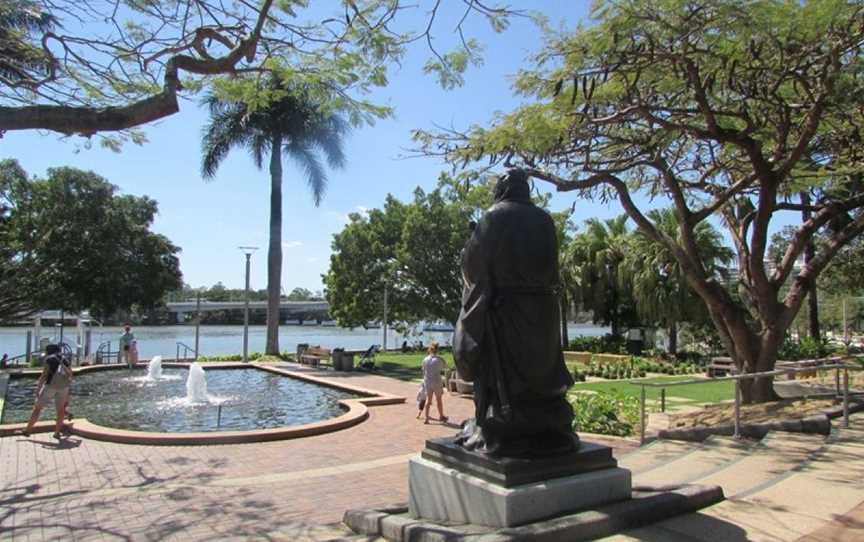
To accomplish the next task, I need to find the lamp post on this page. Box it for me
[194,291,202,360]
[239,246,259,362]
[382,281,388,352]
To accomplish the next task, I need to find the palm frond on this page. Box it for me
[286,140,327,206]
[200,98,252,179]
[308,114,349,170]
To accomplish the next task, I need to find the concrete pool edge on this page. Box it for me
[0,362,406,445]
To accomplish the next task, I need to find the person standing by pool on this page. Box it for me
[421,342,448,424]
[20,344,73,438]
[119,325,135,368]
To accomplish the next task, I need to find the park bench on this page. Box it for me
[707,357,738,378]
[299,346,331,368]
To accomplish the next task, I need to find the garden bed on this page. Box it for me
[668,398,837,430]
[657,397,864,441]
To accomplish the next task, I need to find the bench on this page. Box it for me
[299,346,331,368]
[707,357,738,378]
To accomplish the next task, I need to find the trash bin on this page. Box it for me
[341,352,354,372]
[332,348,345,370]
[296,343,309,363]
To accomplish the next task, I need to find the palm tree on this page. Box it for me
[563,215,636,338]
[201,82,349,355]
[620,208,732,355]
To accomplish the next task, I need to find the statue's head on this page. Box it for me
[493,168,531,203]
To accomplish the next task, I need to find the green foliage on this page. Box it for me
[568,334,626,354]
[197,352,294,362]
[569,391,639,437]
[777,336,834,361]
[578,355,699,380]
[619,209,732,332]
[563,216,639,336]
[1,1,519,142]
[0,159,182,319]
[414,0,864,398]
[324,187,471,328]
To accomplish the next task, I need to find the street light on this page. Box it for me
[239,246,259,362]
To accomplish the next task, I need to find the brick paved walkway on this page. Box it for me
[1,365,637,541]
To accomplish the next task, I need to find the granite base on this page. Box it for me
[408,455,632,528]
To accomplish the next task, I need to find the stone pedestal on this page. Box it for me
[408,438,632,528]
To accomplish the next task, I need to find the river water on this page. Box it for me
[0,323,609,359]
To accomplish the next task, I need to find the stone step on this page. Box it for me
[617,438,697,474]
[603,497,829,541]
[608,426,864,541]
[693,430,827,498]
[633,436,754,487]
[272,523,375,542]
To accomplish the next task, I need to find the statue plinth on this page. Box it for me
[409,437,632,528]
[421,436,617,487]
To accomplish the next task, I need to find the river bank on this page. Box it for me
[0,323,610,359]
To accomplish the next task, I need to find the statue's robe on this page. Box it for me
[453,189,576,458]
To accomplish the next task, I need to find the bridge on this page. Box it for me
[165,300,330,323]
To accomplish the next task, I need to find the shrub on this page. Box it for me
[569,391,640,437]
[778,336,834,361]
[571,367,587,382]
[568,334,627,354]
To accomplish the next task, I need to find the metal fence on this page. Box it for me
[632,361,863,444]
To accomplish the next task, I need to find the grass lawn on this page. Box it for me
[570,376,735,406]
[371,352,455,382]
[369,354,734,407]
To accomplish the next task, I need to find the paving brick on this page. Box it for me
[0,368,637,540]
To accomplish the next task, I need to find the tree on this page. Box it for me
[621,209,732,355]
[415,1,864,402]
[201,82,348,355]
[564,215,638,338]
[324,188,471,329]
[0,162,44,320]
[286,287,314,301]
[0,159,182,319]
[0,0,516,142]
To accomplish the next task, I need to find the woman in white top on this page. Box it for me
[421,342,448,424]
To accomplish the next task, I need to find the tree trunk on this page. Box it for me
[668,320,678,357]
[702,298,781,404]
[800,191,821,342]
[735,326,783,404]
[265,136,283,355]
[560,293,570,349]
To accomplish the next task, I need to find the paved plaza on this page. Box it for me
[5,364,864,541]
[0,365,635,541]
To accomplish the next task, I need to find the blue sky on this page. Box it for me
[0,2,795,292]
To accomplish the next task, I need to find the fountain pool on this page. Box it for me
[1,366,362,433]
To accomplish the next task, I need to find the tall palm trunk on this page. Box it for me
[266,135,283,355]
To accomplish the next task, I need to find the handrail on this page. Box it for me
[176,342,197,362]
[95,340,119,365]
[632,360,863,445]
[633,361,856,388]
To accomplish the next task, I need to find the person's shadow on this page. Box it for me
[16,436,83,450]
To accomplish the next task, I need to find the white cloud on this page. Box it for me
[355,205,371,218]
[282,241,303,249]
[306,257,319,263]
[324,210,350,224]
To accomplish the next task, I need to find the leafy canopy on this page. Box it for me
[0,159,183,318]
[0,0,521,145]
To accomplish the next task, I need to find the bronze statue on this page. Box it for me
[453,168,577,458]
